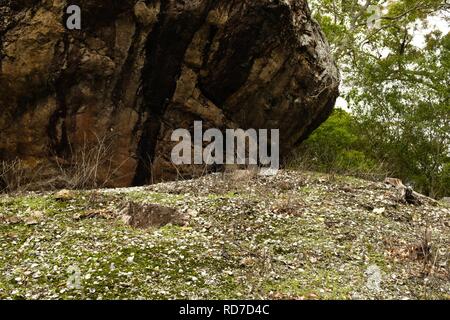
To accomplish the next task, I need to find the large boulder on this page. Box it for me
[0,0,339,187]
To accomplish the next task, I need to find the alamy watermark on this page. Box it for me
[66,2,388,31]
[367,5,382,29]
[171,121,280,176]
[66,265,82,290]
[66,5,81,30]
[365,265,382,292]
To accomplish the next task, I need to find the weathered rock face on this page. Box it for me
[0,0,339,187]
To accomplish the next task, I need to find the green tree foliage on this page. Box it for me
[295,0,449,198]
[292,109,382,177]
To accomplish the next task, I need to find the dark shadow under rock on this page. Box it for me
[121,202,188,229]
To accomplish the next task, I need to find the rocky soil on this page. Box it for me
[0,170,448,300]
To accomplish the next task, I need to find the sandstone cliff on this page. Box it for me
[0,0,339,187]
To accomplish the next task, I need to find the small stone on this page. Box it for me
[373,207,386,214]
[54,189,75,201]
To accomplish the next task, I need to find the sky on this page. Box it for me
[412,14,450,47]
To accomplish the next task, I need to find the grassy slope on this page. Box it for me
[0,171,449,300]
